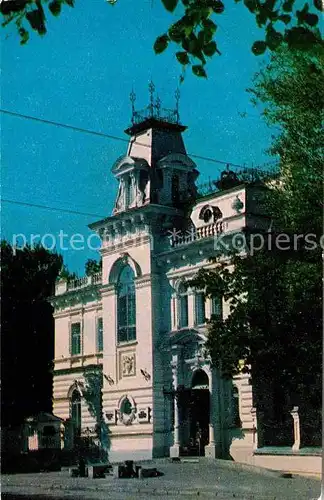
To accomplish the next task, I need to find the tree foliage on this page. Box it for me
[85,258,102,277]
[249,45,324,234]
[190,46,323,420]
[58,263,78,282]
[1,0,322,75]
[83,369,110,453]
[1,241,63,427]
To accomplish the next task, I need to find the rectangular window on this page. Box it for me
[195,292,205,325]
[211,296,223,319]
[96,317,103,352]
[179,295,188,328]
[71,322,81,356]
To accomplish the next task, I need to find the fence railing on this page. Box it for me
[67,273,102,291]
[170,222,224,247]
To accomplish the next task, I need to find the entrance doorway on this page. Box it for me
[187,370,210,456]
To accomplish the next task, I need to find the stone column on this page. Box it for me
[60,422,65,450]
[205,368,217,458]
[251,407,258,451]
[170,353,181,458]
[290,406,300,452]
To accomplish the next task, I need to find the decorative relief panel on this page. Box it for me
[105,411,117,425]
[119,351,136,378]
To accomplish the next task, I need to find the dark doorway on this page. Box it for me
[189,389,210,455]
[188,369,210,456]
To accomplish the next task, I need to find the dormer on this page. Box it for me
[198,204,223,224]
[112,156,150,214]
[155,153,199,207]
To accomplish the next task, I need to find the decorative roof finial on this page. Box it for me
[148,80,155,117]
[155,95,161,118]
[175,88,181,123]
[130,89,136,124]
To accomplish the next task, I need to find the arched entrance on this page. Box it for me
[189,369,210,456]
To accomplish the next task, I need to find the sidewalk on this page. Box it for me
[1,458,321,499]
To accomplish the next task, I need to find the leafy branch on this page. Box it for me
[1,0,322,75]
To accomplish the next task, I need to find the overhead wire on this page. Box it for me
[0,108,246,169]
[1,198,106,218]
[1,108,276,218]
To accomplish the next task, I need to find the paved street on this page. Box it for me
[1,459,321,499]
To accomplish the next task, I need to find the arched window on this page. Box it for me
[71,390,81,438]
[117,265,136,343]
[125,176,133,208]
[178,283,188,328]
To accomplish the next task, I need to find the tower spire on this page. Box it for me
[130,89,136,125]
[126,83,185,134]
[175,88,180,124]
[148,80,155,117]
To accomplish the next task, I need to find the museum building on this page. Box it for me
[52,90,271,464]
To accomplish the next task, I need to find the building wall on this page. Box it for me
[100,238,157,460]
[53,298,103,435]
[52,183,268,463]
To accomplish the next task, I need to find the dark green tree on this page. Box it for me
[1,0,322,76]
[1,241,63,427]
[189,46,323,443]
[58,263,78,282]
[85,258,102,277]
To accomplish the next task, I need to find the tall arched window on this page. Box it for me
[125,176,133,208]
[71,390,81,438]
[178,283,188,329]
[117,265,136,343]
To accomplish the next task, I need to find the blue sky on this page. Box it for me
[1,0,275,274]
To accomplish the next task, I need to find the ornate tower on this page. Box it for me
[111,82,199,215]
[88,84,199,461]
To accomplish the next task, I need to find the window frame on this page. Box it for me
[125,175,133,208]
[117,265,137,344]
[171,173,180,205]
[70,321,81,356]
[231,385,241,428]
[177,283,189,329]
[211,295,223,319]
[194,291,206,326]
[70,390,82,438]
[96,317,103,353]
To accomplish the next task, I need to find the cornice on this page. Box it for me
[53,299,102,318]
[100,283,116,297]
[100,235,151,256]
[134,273,158,289]
[51,285,101,311]
[53,363,103,376]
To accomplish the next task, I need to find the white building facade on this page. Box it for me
[52,100,269,464]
